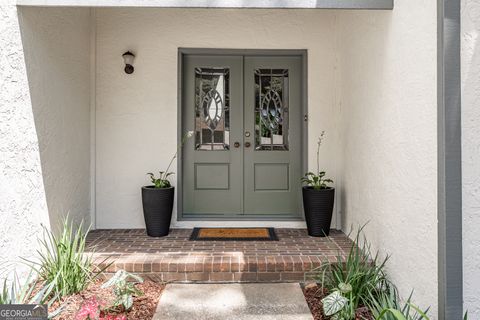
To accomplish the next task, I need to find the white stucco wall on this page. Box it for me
[95,8,339,229]
[461,0,480,317]
[336,0,438,316]
[0,2,51,273]
[18,7,92,230]
[0,3,91,273]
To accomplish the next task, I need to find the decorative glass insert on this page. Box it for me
[254,69,289,150]
[195,67,230,150]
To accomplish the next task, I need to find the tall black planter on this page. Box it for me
[141,186,174,237]
[302,186,335,237]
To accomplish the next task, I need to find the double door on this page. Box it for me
[182,54,303,218]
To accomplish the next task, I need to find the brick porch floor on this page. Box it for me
[86,229,352,283]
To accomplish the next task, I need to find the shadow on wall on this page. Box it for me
[17,7,92,232]
[337,10,393,234]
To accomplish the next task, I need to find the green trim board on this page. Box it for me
[437,0,463,318]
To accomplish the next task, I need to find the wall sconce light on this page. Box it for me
[122,51,135,74]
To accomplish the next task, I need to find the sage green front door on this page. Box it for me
[182,54,303,219]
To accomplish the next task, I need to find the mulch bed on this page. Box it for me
[302,283,373,320]
[303,284,329,320]
[49,280,164,320]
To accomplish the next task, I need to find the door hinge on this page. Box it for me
[304,114,308,122]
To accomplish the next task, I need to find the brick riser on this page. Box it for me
[95,255,338,283]
[103,271,308,282]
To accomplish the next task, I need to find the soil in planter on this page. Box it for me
[302,284,374,320]
[49,280,164,320]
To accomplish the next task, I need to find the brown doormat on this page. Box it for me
[189,227,278,241]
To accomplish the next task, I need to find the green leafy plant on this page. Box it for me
[0,268,64,319]
[75,296,127,320]
[302,131,333,190]
[147,172,173,188]
[370,291,468,320]
[147,130,194,188]
[302,171,334,190]
[0,271,56,305]
[315,226,391,319]
[367,288,430,320]
[321,282,355,319]
[101,270,143,311]
[322,289,349,317]
[377,306,429,320]
[26,216,106,299]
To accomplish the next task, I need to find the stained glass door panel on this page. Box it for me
[195,67,230,150]
[254,68,289,151]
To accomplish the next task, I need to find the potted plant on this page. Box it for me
[301,131,335,237]
[141,131,193,237]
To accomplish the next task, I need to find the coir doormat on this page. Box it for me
[189,227,278,241]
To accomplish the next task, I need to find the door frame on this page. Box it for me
[177,48,308,221]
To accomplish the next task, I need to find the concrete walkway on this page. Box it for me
[153,283,313,320]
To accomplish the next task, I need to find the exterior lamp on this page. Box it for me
[122,51,135,74]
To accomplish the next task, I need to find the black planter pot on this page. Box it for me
[141,186,174,237]
[302,186,335,237]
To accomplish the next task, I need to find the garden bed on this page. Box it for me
[49,280,164,320]
[302,283,373,320]
[302,284,328,320]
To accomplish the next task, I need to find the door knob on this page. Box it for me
[245,142,251,148]
[234,142,240,148]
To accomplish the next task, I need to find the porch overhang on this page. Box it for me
[16,0,394,10]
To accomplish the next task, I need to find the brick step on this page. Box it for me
[95,255,338,283]
[88,229,352,283]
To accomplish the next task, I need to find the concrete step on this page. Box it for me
[153,283,313,320]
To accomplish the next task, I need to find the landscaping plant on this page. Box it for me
[307,226,469,320]
[27,216,105,299]
[75,297,127,320]
[0,270,56,305]
[0,268,65,319]
[316,226,391,319]
[101,270,144,311]
[367,289,430,320]
[301,131,333,190]
[321,287,350,318]
[302,171,333,190]
[147,130,194,188]
[369,290,468,320]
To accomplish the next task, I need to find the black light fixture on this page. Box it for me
[122,51,135,74]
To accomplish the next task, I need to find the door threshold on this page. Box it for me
[180,215,304,222]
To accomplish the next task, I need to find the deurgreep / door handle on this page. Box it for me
[234,142,241,148]
[245,142,251,148]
